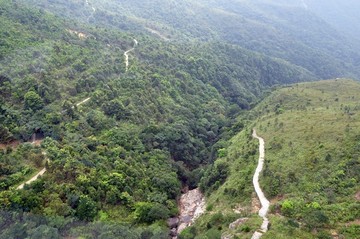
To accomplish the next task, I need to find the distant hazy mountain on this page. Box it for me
[23,0,360,80]
[304,0,360,40]
[260,0,360,40]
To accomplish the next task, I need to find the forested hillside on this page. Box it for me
[0,0,317,237]
[22,0,360,80]
[1,0,359,238]
[187,79,360,239]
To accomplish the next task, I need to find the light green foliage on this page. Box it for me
[191,80,360,239]
[253,80,360,238]
[281,200,295,217]
[24,91,44,111]
[217,148,227,158]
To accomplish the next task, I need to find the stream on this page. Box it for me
[168,188,205,238]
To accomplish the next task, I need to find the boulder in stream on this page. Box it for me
[177,188,205,235]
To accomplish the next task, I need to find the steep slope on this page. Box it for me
[252,79,360,238]
[187,79,359,239]
[0,1,320,237]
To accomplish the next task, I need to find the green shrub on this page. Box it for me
[134,202,170,223]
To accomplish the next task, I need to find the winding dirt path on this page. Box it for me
[76,97,91,107]
[17,97,91,190]
[124,39,138,72]
[251,129,270,239]
[17,153,48,190]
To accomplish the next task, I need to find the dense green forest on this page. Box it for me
[22,0,360,80]
[1,0,359,238]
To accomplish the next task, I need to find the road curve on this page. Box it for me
[251,129,270,239]
[124,39,138,72]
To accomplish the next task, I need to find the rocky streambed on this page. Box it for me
[168,188,205,238]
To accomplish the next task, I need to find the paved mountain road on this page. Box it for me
[251,129,270,239]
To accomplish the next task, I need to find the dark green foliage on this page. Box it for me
[178,226,197,239]
[27,225,60,239]
[0,126,13,143]
[75,195,98,221]
[0,144,44,190]
[0,210,169,239]
[303,209,329,230]
[134,202,170,223]
[199,161,229,193]
[25,0,360,80]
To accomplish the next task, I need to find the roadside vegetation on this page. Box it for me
[188,79,359,239]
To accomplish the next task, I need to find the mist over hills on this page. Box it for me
[22,0,360,80]
[303,0,360,40]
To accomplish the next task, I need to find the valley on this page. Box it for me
[0,0,359,238]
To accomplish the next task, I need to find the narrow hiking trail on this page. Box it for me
[17,97,91,190]
[17,168,47,189]
[223,130,270,239]
[251,129,270,239]
[75,97,91,107]
[17,152,48,190]
[124,39,138,72]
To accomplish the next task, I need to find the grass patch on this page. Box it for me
[193,79,360,238]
